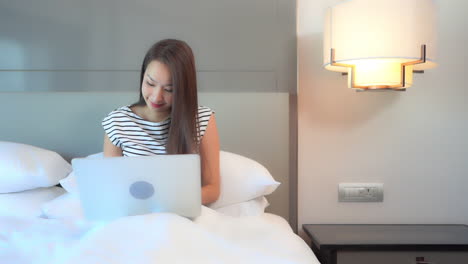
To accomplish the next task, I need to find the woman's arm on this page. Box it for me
[200,114,220,205]
[103,134,123,157]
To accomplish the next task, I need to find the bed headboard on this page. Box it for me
[0,0,296,230]
[0,92,290,222]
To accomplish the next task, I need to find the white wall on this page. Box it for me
[298,0,468,238]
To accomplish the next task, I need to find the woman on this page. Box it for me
[102,39,220,205]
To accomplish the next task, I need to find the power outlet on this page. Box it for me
[338,183,384,202]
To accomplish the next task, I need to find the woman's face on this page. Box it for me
[142,60,173,114]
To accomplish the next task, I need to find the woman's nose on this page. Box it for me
[152,86,164,102]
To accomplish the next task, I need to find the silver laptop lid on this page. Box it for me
[71,154,201,221]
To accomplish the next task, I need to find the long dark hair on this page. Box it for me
[133,39,199,154]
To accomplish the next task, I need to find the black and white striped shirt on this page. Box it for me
[102,105,214,156]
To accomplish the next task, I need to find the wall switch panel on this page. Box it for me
[338,183,384,202]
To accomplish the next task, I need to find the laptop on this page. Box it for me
[71,154,201,221]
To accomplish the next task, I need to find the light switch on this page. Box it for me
[338,183,384,202]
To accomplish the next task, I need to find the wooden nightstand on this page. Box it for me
[303,224,468,264]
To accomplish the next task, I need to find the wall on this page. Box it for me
[298,0,468,238]
[0,0,295,93]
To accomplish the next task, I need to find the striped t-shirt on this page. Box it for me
[102,105,214,156]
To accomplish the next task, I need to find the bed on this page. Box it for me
[0,93,318,264]
[0,0,306,260]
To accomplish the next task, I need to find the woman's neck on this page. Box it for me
[132,105,170,123]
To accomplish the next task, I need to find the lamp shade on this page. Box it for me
[323,0,437,90]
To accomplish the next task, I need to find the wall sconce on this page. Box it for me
[323,0,437,91]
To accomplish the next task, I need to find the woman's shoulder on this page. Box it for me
[198,105,215,121]
[103,105,134,121]
[198,105,214,115]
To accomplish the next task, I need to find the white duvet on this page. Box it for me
[0,207,318,264]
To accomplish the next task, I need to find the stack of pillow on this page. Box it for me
[43,151,280,219]
[0,141,69,218]
[0,141,281,220]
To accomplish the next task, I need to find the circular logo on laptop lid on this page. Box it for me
[129,181,155,200]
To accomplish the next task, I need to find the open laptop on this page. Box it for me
[71,154,201,221]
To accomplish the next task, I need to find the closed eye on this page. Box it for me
[146,81,155,87]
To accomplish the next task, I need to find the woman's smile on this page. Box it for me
[150,102,165,109]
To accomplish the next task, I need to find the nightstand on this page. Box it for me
[303,224,468,264]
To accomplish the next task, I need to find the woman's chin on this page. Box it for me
[146,103,170,113]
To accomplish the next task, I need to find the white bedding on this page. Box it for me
[0,207,319,264]
[0,187,65,218]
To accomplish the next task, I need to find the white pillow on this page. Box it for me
[59,171,78,193]
[59,152,103,193]
[208,151,280,209]
[60,151,280,209]
[215,196,269,217]
[0,186,65,217]
[41,192,84,220]
[0,142,72,193]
